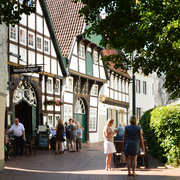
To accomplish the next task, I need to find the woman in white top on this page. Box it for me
[103,119,117,170]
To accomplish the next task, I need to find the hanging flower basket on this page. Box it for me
[44,98,64,106]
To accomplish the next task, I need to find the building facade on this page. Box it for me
[6,0,67,139]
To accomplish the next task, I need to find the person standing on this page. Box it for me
[123,116,144,176]
[114,123,125,141]
[76,121,82,151]
[8,118,26,156]
[103,119,117,170]
[55,119,64,155]
[70,119,77,152]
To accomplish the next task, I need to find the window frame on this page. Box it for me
[66,77,73,92]
[143,81,147,94]
[90,84,98,96]
[36,36,42,51]
[19,28,26,45]
[89,107,97,131]
[44,39,50,53]
[136,79,141,93]
[64,104,73,122]
[28,32,34,48]
[79,43,85,59]
[55,79,60,95]
[46,78,53,94]
[47,114,54,127]
[10,25,17,41]
[93,50,98,64]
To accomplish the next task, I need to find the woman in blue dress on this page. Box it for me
[123,116,144,176]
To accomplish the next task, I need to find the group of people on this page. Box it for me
[103,116,144,176]
[54,118,83,154]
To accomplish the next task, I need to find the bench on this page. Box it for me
[113,140,148,168]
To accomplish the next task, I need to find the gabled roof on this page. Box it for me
[40,0,67,76]
[102,49,131,80]
[45,0,84,58]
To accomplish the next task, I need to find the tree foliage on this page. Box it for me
[74,0,180,99]
[0,0,35,26]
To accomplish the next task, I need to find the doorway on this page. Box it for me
[74,98,87,143]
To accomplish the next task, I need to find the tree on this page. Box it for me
[0,0,35,26]
[74,0,180,99]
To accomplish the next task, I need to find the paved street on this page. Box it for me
[0,142,180,180]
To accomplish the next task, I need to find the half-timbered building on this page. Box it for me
[6,0,67,138]
[46,0,109,142]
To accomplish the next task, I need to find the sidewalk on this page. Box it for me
[1,142,180,180]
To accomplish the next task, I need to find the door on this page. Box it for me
[74,98,86,143]
[15,101,32,137]
[74,113,86,143]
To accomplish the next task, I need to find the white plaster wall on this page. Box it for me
[46,96,53,111]
[37,53,43,65]
[51,59,57,75]
[28,13,35,30]
[51,42,56,58]
[90,97,98,107]
[128,70,155,121]
[89,132,99,143]
[36,0,43,15]
[72,41,78,56]
[64,92,73,103]
[28,50,35,65]
[79,59,86,74]
[70,55,78,71]
[44,20,50,37]
[19,14,27,26]
[100,66,106,79]
[44,56,50,73]
[93,64,99,78]
[57,64,63,77]
[42,95,45,110]
[9,43,18,63]
[36,16,43,34]
[19,47,27,65]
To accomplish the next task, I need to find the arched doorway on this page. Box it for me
[74,98,86,143]
[13,80,37,137]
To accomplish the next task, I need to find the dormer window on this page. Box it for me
[93,51,98,64]
[79,44,85,59]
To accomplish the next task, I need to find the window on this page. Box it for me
[44,39,49,52]
[10,25,17,40]
[37,36,42,50]
[136,108,142,121]
[55,115,60,126]
[79,44,85,59]
[91,84,98,96]
[143,81,147,94]
[28,33,34,47]
[19,29,26,44]
[66,77,73,92]
[89,108,97,131]
[64,104,73,122]
[55,79,60,94]
[110,74,114,88]
[93,51,98,64]
[136,79,141,93]
[47,78,53,93]
[47,114,53,127]
[122,80,124,92]
[74,98,85,114]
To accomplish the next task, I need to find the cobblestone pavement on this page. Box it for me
[0,142,180,180]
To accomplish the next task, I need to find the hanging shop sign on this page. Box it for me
[10,66,42,74]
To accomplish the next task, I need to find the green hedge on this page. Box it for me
[140,106,180,166]
[150,106,180,166]
[139,109,166,162]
